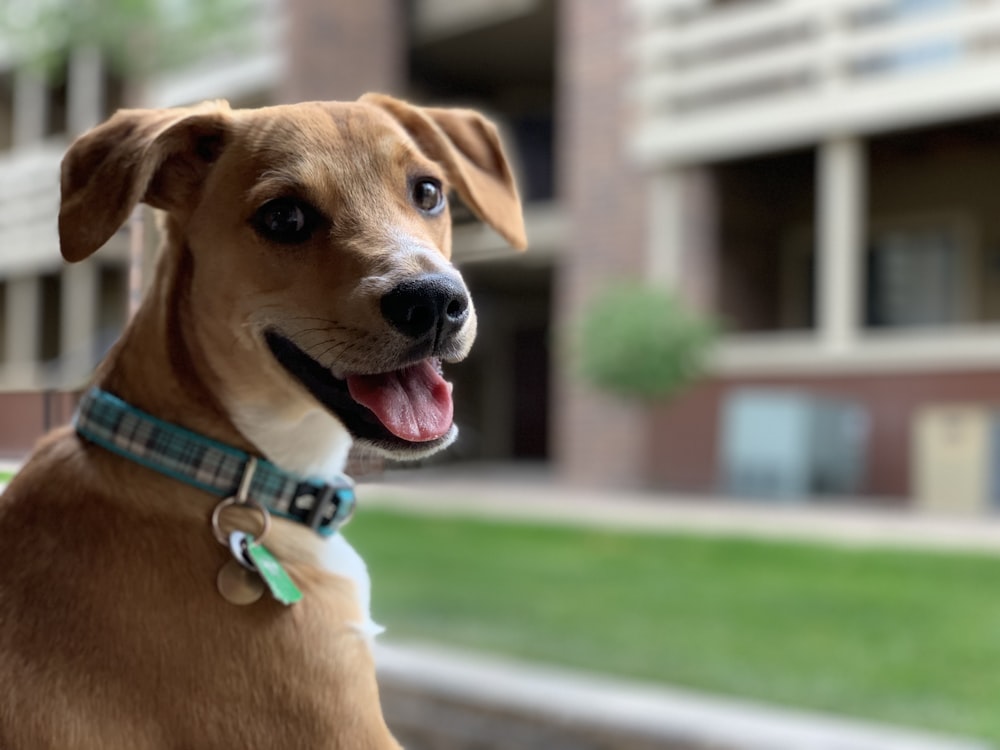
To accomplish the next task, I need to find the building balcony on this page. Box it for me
[411,0,544,44]
[0,142,65,276]
[630,0,1000,166]
[452,200,564,264]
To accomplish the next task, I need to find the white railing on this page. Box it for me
[0,0,283,277]
[0,142,63,275]
[412,0,539,42]
[630,0,1000,165]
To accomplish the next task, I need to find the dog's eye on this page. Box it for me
[411,178,445,215]
[252,198,318,244]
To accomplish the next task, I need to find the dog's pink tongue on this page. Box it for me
[346,361,453,442]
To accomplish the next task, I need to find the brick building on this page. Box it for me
[0,0,560,468]
[4,0,1000,503]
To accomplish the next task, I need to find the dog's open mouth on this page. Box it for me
[264,330,455,453]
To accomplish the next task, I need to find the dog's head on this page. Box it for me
[58,95,526,461]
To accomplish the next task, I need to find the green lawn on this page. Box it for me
[349,506,1000,743]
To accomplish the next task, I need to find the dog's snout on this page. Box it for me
[381,274,470,342]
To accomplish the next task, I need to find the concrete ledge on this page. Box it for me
[375,642,990,750]
[360,475,1000,556]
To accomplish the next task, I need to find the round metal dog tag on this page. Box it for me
[216,559,265,605]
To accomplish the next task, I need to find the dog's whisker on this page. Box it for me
[285,316,339,326]
[310,341,350,364]
[337,342,371,360]
[289,326,342,337]
[284,317,368,335]
[301,338,339,355]
[297,343,336,360]
[305,342,346,362]
[290,331,336,348]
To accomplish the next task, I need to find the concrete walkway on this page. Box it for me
[376,641,991,750]
[359,466,1000,555]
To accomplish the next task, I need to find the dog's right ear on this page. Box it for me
[58,101,231,263]
[361,93,527,251]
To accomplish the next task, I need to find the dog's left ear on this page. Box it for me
[59,100,231,263]
[361,93,528,251]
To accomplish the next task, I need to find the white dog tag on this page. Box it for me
[216,531,265,605]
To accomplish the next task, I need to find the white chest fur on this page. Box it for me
[320,533,385,641]
[229,399,382,641]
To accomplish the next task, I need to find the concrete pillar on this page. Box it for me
[646,166,719,314]
[5,275,40,385]
[12,68,46,148]
[682,167,719,314]
[67,46,104,136]
[60,260,98,383]
[817,137,866,352]
[646,169,685,289]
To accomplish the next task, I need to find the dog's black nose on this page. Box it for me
[381,273,470,341]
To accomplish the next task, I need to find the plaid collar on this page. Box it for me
[74,387,356,537]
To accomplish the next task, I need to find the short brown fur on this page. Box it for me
[0,95,525,749]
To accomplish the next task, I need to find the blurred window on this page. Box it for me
[44,57,69,139]
[510,113,553,202]
[780,227,816,330]
[893,0,960,69]
[715,149,817,333]
[865,0,961,73]
[0,72,13,152]
[866,224,965,327]
[0,281,6,364]
[39,272,61,364]
[102,65,126,121]
[97,263,127,359]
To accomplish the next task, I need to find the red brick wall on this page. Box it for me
[0,391,81,459]
[646,370,1000,499]
[553,1,652,487]
[281,0,405,102]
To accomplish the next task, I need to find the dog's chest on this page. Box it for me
[223,402,381,635]
[318,533,384,641]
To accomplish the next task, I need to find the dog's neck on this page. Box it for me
[224,402,354,483]
[83,232,375,638]
[94,239,254,452]
[93,232,353,483]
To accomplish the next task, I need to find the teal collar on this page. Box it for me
[73,387,355,537]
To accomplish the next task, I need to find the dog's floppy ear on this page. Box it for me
[361,93,527,251]
[58,100,232,263]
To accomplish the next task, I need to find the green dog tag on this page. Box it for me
[243,535,303,606]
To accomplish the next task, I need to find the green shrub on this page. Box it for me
[576,281,715,401]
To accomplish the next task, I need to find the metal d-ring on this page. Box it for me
[211,496,271,546]
[210,457,271,546]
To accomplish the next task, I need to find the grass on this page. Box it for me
[348,506,1000,743]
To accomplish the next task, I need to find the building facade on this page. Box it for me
[0,0,559,466]
[3,0,999,501]
[627,0,1000,499]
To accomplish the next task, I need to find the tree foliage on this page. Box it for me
[0,0,252,78]
[576,280,716,402]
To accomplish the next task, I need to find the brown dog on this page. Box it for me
[0,94,525,749]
